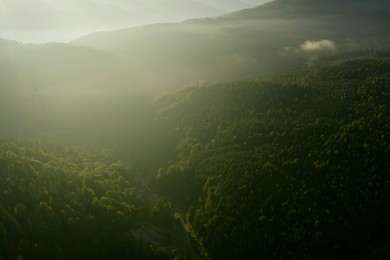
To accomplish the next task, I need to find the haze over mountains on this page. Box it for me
[73,0,390,88]
[0,0,271,43]
[1,1,390,259]
[1,0,389,136]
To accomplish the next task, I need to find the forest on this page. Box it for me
[0,138,179,259]
[154,58,390,258]
[1,0,390,259]
[1,56,389,259]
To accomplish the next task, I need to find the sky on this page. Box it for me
[0,0,272,43]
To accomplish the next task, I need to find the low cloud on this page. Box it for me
[300,40,336,52]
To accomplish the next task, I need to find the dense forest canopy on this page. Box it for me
[153,58,390,258]
[1,57,389,259]
[1,0,390,259]
[0,138,178,259]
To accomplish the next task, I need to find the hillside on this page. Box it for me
[72,0,390,90]
[1,55,389,258]
[1,1,390,258]
[0,0,270,43]
[226,0,390,19]
[0,39,156,137]
[0,138,179,259]
[153,57,390,258]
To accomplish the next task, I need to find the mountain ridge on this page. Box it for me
[71,0,390,91]
[223,0,390,19]
[0,0,271,43]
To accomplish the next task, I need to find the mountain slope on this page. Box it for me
[0,0,270,43]
[153,57,390,258]
[225,0,390,19]
[0,38,153,136]
[72,0,390,91]
[0,138,175,259]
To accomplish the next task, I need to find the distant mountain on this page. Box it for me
[0,2,389,258]
[0,39,141,135]
[0,40,131,93]
[0,0,270,43]
[1,0,389,135]
[225,0,390,18]
[71,0,390,90]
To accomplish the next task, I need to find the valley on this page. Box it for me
[0,0,389,259]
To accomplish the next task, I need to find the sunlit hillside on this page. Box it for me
[73,0,389,89]
[0,0,270,43]
[0,0,390,259]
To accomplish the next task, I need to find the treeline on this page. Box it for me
[154,58,390,259]
[1,57,389,259]
[0,138,173,259]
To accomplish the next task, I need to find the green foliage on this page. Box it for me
[154,58,390,259]
[1,56,389,259]
[0,138,172,259]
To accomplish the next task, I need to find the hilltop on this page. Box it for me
[71,0,389,90]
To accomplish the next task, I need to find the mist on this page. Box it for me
[0,0,389,259]
[1,0,388,139]
[0,0,272,43]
